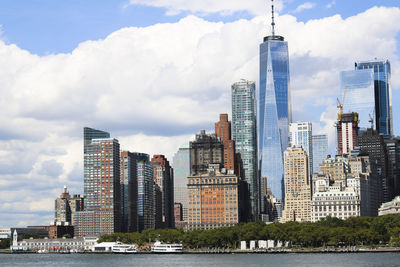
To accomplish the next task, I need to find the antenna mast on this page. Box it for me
[271,0,275,36]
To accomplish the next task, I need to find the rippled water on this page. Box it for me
[1,253,400,267]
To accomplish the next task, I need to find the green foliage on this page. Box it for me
[0,238,11,249]
[97,213,400,248]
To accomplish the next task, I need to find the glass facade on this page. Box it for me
[289,122,313,179]
[312,134,328,174]
[172,143,191,222]
[231,79,259,219]
[355,60,392,136]
[136,153,154,232]
[340,69,375,131]
[259,36,291,202]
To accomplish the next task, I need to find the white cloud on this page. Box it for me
[292,2,316,13]
[0,6,400,226]
[127,0,284,16]
[326,1,336,9]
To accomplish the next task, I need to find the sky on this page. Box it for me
[0,0,400,227]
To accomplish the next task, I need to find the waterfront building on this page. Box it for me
[136,153,154,231]
[378,196,400,216]
[281,147,311,223]
[74,127,121,237]
[187,164,241,230]
[258,4,291,204]
[312,134,328,174]
[231,79,259,219]
[172,144,191,222]
[355,60,392,135]
[54,186,83,225]
[337,112,359,155]
[289,122,313,180]
[120,151,138,232]
[190,130,224,175]
[151,155,174,228]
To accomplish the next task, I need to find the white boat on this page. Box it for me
[151,241,183,253]
[112,243,138,254]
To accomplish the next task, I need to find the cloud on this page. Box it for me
[127,0,284,16]
[326,1,336,9]
[292,2,316,13]
[0,6,400,226]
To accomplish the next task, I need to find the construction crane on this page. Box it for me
[336,85,348,120]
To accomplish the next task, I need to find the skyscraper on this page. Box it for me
[54,186,83,225]
[232,79,259,219]
[289,122,313,179]
[136,153,154,232]
[341,60,393,135]
[172,143,191,223]
[215,114,236,172]
[312,134,328,174]
[337,112,359,155]
[259,4,291,203]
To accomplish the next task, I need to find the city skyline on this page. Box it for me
[1,1,400,227]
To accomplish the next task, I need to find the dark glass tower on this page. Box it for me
[258,5,291,205]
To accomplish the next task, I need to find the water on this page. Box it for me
[0,253,399,267]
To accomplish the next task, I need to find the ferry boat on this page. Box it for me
[112,243,137,254]
[151,241,183,253]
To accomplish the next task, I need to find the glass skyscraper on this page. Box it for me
[341,59,392,135]
[340,69,375,131]
[289,122,312,179]
[172,143,191,222]
[312,134,328,174]
[259,32,291,202]
[231,79,258,219]
[136,153,154,232]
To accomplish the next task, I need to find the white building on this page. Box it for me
[378,196,400,216]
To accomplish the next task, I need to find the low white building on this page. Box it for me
[379,196,400,216]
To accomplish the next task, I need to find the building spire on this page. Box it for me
[271,0,275,37]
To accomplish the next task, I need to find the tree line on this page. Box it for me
[98,213,400,248]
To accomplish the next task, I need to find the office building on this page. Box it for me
[337,112,359,155]
[190,130,224,175]
[384,137,400,197]
[151,154,174,228]
[231,79,259,219]
[54,186,83,225]
[120,151,138,232]
[259,4,291,203]
[172,144,191,222]
[215,114,236,172]
[312,134,328,174]
[289,122,313,179]
[281,147,311,223]
[136,153,154,231]
[174,203,183,223]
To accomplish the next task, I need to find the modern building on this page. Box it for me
[337,112,359,155]
[54,186,83,225]
[312,134,328,174]
[355,60,392,136]
[231,79,259,220]
[74,127,121,237]
[190,130,224,175]
[281,147,311,223]
[384,137,400,197]
[136,153,154,232]
[153,184,163,229]
[151,155,174,228]
[172,143,191,222]
[289,122,313,180]
[187,164,242,230]
[259,5,291,204]
[378,196,400,216]
[120,151,138,233]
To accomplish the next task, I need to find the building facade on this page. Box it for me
[312,134,328,174]
[378,196,400,216]
[259,25,291,204]
[231,79,259,220]
[289,122,313,180]
[136,153,154,232]
[54,186,83,225]
[281,147,311,222]
[215,114,236,172]
[337,112,359,155]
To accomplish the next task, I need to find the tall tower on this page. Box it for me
[337,112,359,155]
[259,0,291,204]
[289,122,313,179]
[312,134,328,174]
[215,114,236,172]
[231,79,259,220]
[120,151,138,232]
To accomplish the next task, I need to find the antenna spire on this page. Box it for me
[271,0,275,36]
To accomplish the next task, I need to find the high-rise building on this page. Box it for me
[289,122,313,179]
[120,151,138,233]
[215,114,236,172]
[281,147,311,223]
[231,79,259,219]
[54,186,83,225]
[172,144,191,223]
[190,130,224,175]
[259,5,291,203]
[384,137,400,197]
[355,60,393,136]
[150,155,174,228]
[75,128,121,237]
[337,112,359,155]
[136,153,154,232]
[312,134,328,174]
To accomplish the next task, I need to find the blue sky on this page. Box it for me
[0,0,400,227]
